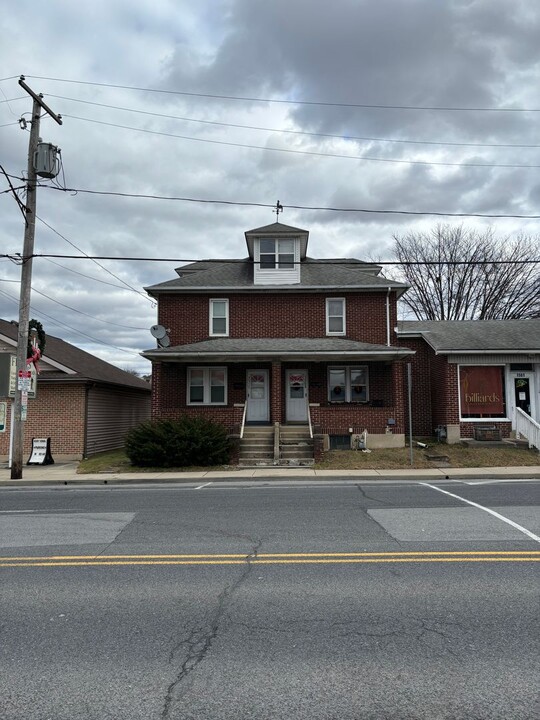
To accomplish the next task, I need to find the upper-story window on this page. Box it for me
[209,298,229,336]
[259,239,295,269]
[326,298,346,335]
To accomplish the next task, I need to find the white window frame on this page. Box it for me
[326,298,346,336]
[187,366,227,406]
[328,366,369,403]
[209,298,229,337]
[257,238,295,269]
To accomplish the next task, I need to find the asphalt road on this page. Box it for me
[0,479,539,720]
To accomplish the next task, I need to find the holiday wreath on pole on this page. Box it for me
[27,319,45,373]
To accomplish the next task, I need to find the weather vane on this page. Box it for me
[274,200,283,221]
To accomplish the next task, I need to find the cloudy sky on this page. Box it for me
[1,0,539,373]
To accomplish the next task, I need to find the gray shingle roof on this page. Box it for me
[398,319,540,352]
[245,221,308,234]
[0,319,151,390]
[145,258,408,294]
[142,337,413,361]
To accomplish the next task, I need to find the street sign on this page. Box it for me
[5,356,37,398]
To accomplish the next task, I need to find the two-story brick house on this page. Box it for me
[143,221,414,459]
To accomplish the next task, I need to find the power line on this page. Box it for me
[25,75,540,112]
[62,114,540,169]
[34,184,540,219]
[47,94,540,150]
[3,254,537,266]
[43,256,146,292]
[36,215,153,303]
[0,287,143,356]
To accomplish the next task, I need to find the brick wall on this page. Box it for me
[152,359,404,434]
[158,291,398,346]
[0,384,86,458]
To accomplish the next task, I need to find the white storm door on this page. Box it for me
[286,369,308,422]
[510,372,536,426]
[246,370,269,422]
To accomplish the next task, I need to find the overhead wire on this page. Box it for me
[44,94,540,150]
[23,75,540,112]
[32,184,540,219]
[61,114,540,169]
[35,214,153,303]
[0,287,144,356]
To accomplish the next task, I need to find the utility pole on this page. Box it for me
[10,77,62,480]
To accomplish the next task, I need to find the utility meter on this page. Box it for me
[33,142,60,178]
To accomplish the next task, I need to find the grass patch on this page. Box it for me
[77,448,233,474]
[78,443,539,474]
[314,444,539,470]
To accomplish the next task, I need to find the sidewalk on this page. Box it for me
[1,461,539,486]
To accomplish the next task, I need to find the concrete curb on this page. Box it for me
[0,462,539,487]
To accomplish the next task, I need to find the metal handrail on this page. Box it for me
[515,407,540,451]
[307,403,313,439]
[240,402,247,439]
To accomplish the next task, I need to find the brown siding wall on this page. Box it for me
[86,386,151,456]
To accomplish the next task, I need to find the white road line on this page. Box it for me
[463,479,539,485]
[195,481,213,490]
[420,482,540,544]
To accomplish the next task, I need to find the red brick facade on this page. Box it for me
[158,291,398,346]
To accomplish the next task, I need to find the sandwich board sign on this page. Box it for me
[27,437,54,465]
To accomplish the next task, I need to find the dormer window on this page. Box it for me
[260,238,295,269]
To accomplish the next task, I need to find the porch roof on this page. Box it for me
[142,337,414,363]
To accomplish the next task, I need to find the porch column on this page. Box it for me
[271,361,282,424]
[392,360,406,434]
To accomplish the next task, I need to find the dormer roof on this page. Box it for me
[245,221,309,260]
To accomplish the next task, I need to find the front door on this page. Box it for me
[286,369,308,422]
[510,372,536,424]
[246,369,269,423]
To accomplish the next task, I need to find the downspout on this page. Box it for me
[386,287,391,346]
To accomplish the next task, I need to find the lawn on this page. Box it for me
[77,443,539,473]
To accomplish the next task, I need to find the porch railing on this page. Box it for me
[239,402,247,439]
[515,407,540,451]
[307,403,313,439]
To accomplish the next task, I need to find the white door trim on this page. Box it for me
[246,369,269,423]
[509,370,537,427]
[286,369,308,422]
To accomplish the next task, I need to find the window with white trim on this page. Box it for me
[326,298,346,335]
[187,367,227,405]
[259,238,295,269]
[328,366,368,403]
[209,299,229,336]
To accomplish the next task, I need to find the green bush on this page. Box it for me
[125,417,231,467]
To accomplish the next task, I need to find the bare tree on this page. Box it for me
[392,225,540,320]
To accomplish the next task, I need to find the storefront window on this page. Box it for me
[459,366,506,419]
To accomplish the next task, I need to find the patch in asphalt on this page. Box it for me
[367,507,536,541]
[0,512,135,548]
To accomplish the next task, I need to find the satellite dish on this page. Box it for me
[150,325,167,339]
[158,335,171,348]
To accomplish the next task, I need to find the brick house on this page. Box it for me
[0,319,151,460]
[143,221,415,461]
[396,320,540,444]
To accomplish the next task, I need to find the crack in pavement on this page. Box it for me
[161,537,263,719]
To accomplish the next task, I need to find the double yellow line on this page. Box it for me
[1,551,539,568]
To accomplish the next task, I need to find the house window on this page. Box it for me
[326,298,346,335]
[459,366,506,419]
[209,299,229,336]
[259,239,295,269]
[187,367,227,405]
[328,366,368,403]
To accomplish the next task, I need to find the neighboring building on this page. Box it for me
[0,319,151,459]
[142,221,540,460]
[143,221,414,455]
[397,320,540,443]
